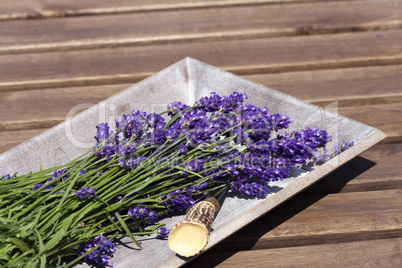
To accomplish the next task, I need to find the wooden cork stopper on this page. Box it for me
[168,198,219,257]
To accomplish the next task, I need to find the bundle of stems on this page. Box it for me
[0,92,337,267]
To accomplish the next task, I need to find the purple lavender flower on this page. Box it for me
[46,169,70,183]
[95,123,112,143]
[119,155,147,170]
[181,158,204,174]
[31,183,54,191]
[270,113,291,131]
[75,186,97,199]
[195,92,247,112]
[336,140,354,153]
[114,143,137,158]
[160,192,196,212]
[96,142,117,161]
[79,235,117,267]
[146,128,167,145]
[128,206,149,220]
[165,122,182,142]
[32,184,44,191]
[167,101,190,116]
[147,210,157,223]
[301,127,329,149]
[53,189,65,194]
[146,113,166,129]
[177,144,188,154]
[1,174,11,181]
[33,169,71,193]
[116,110,147,139]
[157,226,170,238]
[79,169,87,176]
[186,182,208,194]
[113,196,123,203]
[230,180,269,197]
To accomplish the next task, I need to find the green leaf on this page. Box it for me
[147,223,165,232]
[44,214,75,251]
[34,229,46,268]
[173,166,203,178]
[57,171,80,211]
[114,212,142,249]
[0,253,8,260]
[6,237,29,252]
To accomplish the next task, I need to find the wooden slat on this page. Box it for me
[0,0,363,21]
[1,30,402,91]
[0,84,128,131]
[2,0,401,54]
[302,143,402,194]
[338,103,402,144]
[2,117,400,192]
[188,238,402,268]
[246,65,402,107]
[0,129,47,155]
[204,189,402,252]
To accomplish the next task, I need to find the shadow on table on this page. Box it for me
[183,156,376,268]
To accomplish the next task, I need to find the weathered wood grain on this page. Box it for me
[1,30,402,91]
[2,0,401,54]
[188,238,402,268]
[204,189,402,252]
[0,0,364,21]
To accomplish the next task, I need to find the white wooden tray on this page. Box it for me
[0,58,386,268]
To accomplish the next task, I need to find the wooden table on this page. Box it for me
[1,0,401,267]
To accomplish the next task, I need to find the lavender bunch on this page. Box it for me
[0,92,347,268]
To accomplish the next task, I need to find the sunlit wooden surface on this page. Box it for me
[1,0,401,267]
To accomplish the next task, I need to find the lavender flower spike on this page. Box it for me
[79,235,117,267]
[157,226,170,238]
[1,174,11,181]
[75,186,97,199]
